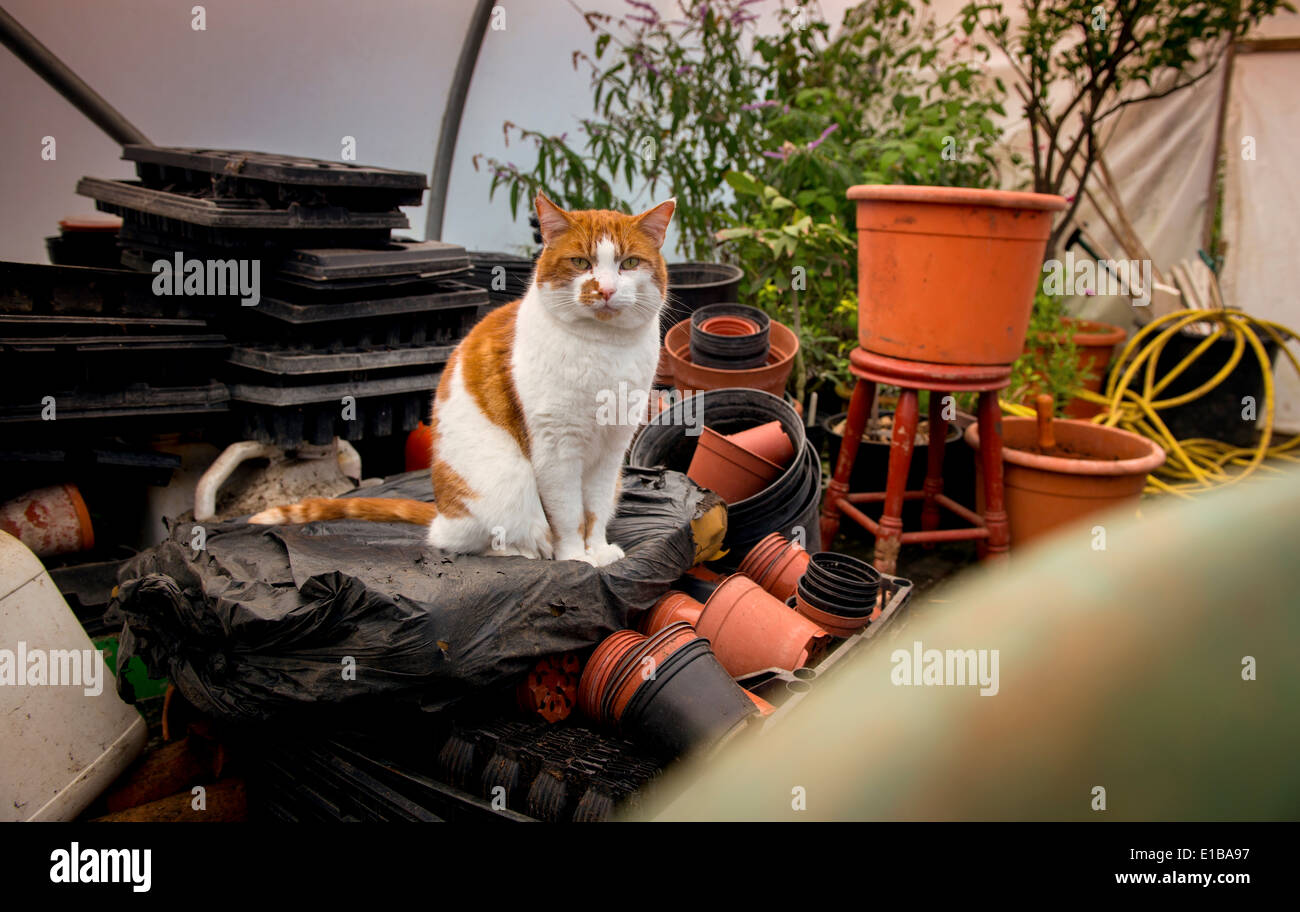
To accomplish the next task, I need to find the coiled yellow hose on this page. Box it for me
[1001,309,1300,498]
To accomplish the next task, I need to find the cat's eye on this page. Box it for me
[571,257,590,270]
[621,257,640,269]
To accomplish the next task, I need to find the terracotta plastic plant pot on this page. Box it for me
[0,484,94,557]
[638,591,705,635]
[686,426,783,504]
[603,622,699,723]
[744,688,776,716]
[725,420,795,467]
[965,417,1166,548]
[654,346,674,388]
[516,653,582,723]
[792,591,872,639]
[1029,318,1127,419]
[848,185,1068,365]
[696,574,830,676]
[405,422,433,471]
[665,317,798,397]
[619,637,758,760]
[577,630,645,720]
[737,532,811,603]
[690,303,771,370]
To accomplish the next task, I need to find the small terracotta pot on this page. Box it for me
[725,420,795,467]
[965,417,1166,547]
[737,532,810,603]
[577,630,644,720]
[665,317,798,396]
[848,185,1067,365]
[1029,318,1127,419]
[701,315,760,336]
[0,484,94,557]
[604,622,699,723]
[792,592,872,639]
[517,653,582,723]
[638,591,705,635]
[697,574,829,676]
[687,427,783,504]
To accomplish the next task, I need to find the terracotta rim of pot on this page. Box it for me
[964,417,1167,476]
[578,630,645,719]
[665,318,798,395]
[1034,317,1127,348]
[606,622,699,722]
[792,592,871,638]
[846,184,1068,212]
[726,421,795,467]
[688,426,783,502]
[639,591,705,635]
[700,315,760,337]
[698,574,828,674]
[737,532,788,580]
[758,546,811,603]
[62,484,96,551]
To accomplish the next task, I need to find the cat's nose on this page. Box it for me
[598,285,616,301]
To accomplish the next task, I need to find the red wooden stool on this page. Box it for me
[819,348,1011,575]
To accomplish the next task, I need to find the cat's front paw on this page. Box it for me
[585,541,625,567]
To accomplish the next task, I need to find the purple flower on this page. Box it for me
[676,65,694,76]
[806,123,839,152]
[740,100,779,111]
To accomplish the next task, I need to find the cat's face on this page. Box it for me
[532,194,675,331]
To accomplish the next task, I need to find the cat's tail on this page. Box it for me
[247,497,437,526]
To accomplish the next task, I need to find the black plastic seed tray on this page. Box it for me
[0,381,229,425]
[0,260,204,319]
[229,372,434,445]
[129,164,423,213]
[735,571,914,730]
[122,146,428,192]
[227,342,456,377]
[103,204,395,254]
[276,240,469,282]
[78,177,410,231]
[467,251,534,305]
[254,278,487,323]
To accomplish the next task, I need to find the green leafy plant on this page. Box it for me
[959,0,1293,256]
[1007,287,1089,414]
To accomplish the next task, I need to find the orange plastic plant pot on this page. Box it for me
[665,318,797,396]
[697,574,829,677]
[686,427,783,504]
[965,417,1165,548]
[848,185,1067,365]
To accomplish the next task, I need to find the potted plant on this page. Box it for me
[965,397,1166,547]
[1017,289,1126,418]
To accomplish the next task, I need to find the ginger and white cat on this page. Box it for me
[248,193,675,567]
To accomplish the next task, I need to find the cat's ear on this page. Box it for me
[634,198,676,249]
[535,193,572,246]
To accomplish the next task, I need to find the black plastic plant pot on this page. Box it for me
[689,303,771,370]
[662,262,744,339]
[808,552,880,587]
[620,638,757,761]
[801,566,874,605]
[797,576,874,619]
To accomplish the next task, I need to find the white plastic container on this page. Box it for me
[0,530,147,821]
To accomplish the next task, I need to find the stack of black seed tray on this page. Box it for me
[0,260,231,436]
[75,146,494,447]
[467,251,534,307]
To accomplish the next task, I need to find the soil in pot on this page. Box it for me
[965,416,1165,547]
[822,410,974,533]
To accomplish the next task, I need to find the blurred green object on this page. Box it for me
[93,635,168,701]
[637,467,1300,821]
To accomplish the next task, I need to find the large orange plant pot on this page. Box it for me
[965,417,1166,547]
[665,317,797,396]
[848,185,1068,365]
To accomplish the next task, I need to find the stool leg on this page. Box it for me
[873,388,918,575]
[920,390,949,539]
[977,389,1010,561]
[819,376,874,548]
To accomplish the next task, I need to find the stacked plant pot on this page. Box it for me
[630,388,822,564]
[73,145,491,447]
[793,552,881,637]
[577,623,758,761]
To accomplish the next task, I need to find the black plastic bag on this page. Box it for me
[110,467,723,722]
